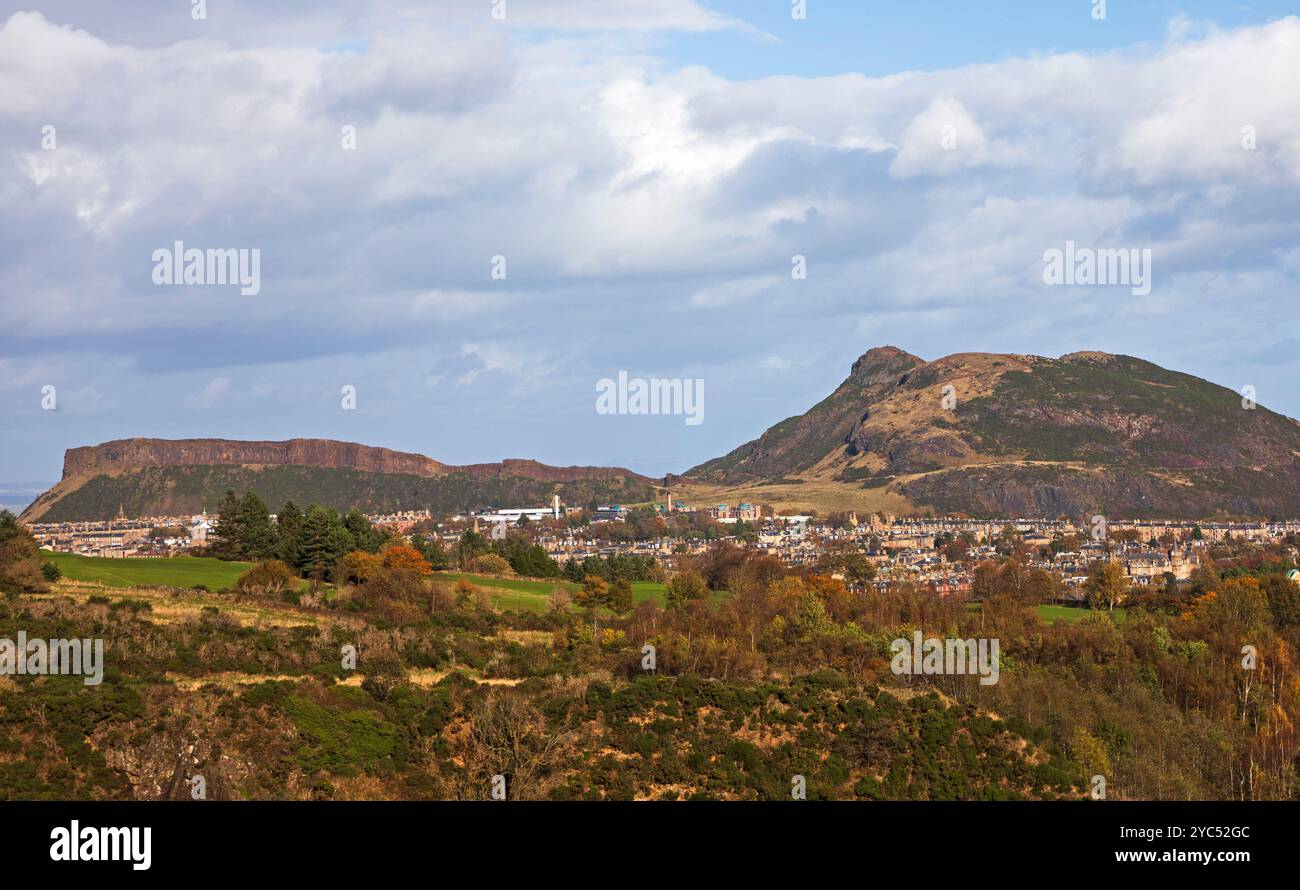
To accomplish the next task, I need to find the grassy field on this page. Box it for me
[433,571,667,611]
[965,601,1126,624]
[41,554,1120,624]
[43,550,251,590]
[36,554,668,612]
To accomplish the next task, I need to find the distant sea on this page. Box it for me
[0,483,54,515]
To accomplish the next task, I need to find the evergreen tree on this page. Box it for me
[276,501,304,566]
[456,529,490,569]
[237,492,277,560]
[209,490,244,560]
[609,577,634,612]
[411,533,451,570]
[297,506,355,580]
[343,509,384,553]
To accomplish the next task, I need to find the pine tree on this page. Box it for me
[276,501,304,567]
[237,492,277,560]
[209,490,244,560]
[297,506,355,580]
[343,509,383,553]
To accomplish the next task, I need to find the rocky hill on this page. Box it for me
[686,347,1300,518]
[22,438,654,521]
[61,438,446,479]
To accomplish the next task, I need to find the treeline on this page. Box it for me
[208,491,389,580]
[438,529,559,578]
[560,553,660,584]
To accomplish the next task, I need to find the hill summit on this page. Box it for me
[686,347,1300,518]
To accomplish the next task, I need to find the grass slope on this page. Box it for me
[43,551,251,590]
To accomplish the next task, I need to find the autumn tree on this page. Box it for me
[337,550,383,585]
[0,511,51,594]
[381,544,433,576]
[665,570,708,609]
[1084,561,1128,612]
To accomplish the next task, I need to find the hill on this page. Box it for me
[22,438,655,521]
[684,347,1300,518]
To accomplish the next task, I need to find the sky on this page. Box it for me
[1,0,1298,488]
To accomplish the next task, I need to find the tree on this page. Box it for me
[360,650,408,702]
[337,550,383,585]
[208,490,244,560]
[237,492,277,561]
[298,506,354,580]
[410,533,451,570]
[382,543,433,576]
[457,530,490,569]
[816,544,877,586]
[609,578,634,613]
[665,571,708,609]
[1084,561,1128,612]
[1262,573,1300,629]
[276,501,304,565]
[575,575,610,608]
[0,511,50,594]
[795,588,832,637]
[343,509,385,553]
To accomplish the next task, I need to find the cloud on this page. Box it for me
[2,10,1300,479]
[185,376,232,408]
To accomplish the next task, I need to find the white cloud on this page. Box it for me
[3,10,1300,476]
[185,376,232,408]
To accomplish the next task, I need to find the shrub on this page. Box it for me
[337,550,383,585]
[234,559,297,596]
[469,553,513,576]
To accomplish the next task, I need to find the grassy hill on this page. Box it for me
[686,347,1300,518]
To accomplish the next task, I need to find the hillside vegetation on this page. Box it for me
[686,347,1300,518]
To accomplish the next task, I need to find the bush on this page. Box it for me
[234,559,297,596]
[469,553,513,576]
[337,550,383,585]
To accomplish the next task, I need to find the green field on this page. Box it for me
[38,553,669,612]
[434,572,667,612]
[43,551,251,590]
[965,601,1125,624]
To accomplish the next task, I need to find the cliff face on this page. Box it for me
[24,437,656,521]
[62,438,445,479]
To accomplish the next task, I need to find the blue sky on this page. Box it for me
[660,1,1300,78]
[1,0,1298,486]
